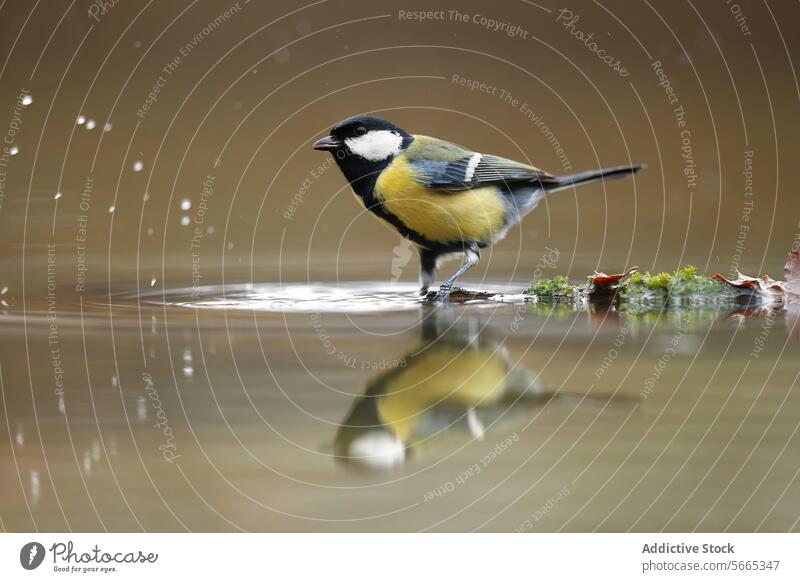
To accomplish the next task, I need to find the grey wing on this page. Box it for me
[409,152,558,192]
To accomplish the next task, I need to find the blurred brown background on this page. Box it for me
[0,0,797,294]
[2,0,800,534]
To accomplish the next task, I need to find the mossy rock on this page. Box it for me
[619,266,736,303]
[525,266,740,305]
[524,276,579,301]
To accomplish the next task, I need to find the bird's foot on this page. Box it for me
[435,283,452,302]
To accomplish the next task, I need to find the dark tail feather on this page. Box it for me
[547,164,644,192]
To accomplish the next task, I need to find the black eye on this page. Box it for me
[355,126,367,136]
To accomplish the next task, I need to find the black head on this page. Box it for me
[312,115,413,163]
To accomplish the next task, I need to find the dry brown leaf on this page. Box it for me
[711,272,786,299]
[588,266,639,292]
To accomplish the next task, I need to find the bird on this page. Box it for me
[333,308,546,470]
[313,114,643,300]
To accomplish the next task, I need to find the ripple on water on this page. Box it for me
[139,283,439,313]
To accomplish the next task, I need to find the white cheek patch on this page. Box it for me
[349,432,405,469]
[345,130,403,161]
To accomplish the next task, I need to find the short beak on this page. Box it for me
[312,135,343,150]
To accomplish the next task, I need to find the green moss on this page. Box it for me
[675,265,697,281]
[626,271,644,286]
[523,264,740,307]
[525,276,576,300]
[619,265,734,302]
[649,272,673,289]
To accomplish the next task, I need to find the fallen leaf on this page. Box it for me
[588,266,639,293]
[711,272,786,299]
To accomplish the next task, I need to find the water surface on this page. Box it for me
[2,279,798,532]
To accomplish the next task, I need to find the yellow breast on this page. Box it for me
[376,347,507,440]
[374,156,506,245]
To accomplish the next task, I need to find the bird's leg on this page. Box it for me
[436,244,480,301]
[419,248,438,296]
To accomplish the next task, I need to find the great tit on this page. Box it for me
[313,114,643,300]
[333,309,546,470]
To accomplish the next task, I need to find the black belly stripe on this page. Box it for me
[340,159,472,253]
[364,192,470,252]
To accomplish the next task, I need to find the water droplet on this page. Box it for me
[296,21,311,35]
[206,226,215,235]
[0,286,7,294]
[132,160,143,172]
[227,242,234,250]
[183,347,192,363]
[180,198,191,210]
[274,47,290,63]
[9,145,19,156]
[76,115,86,125]
[54,192,62,200]
[103,122,112,132]
[21,94,33,106]
[85,119,96,130]
[133,40,141,48]
[150,277,157,287]
[30,470,40,504]
[182,366,194,378]
[108,205,115,213]
[180,216,190,226]
[143,191,150,201]
[146,227,154,236]
[111,375,118,387]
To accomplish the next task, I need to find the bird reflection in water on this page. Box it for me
[334,307,553,471]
